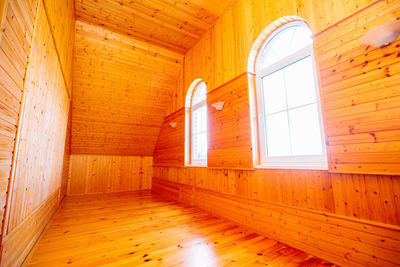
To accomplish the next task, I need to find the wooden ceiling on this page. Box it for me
[75,0,236,54]
[71,21,184,155]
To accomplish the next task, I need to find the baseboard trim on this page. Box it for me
[1,190,60,267]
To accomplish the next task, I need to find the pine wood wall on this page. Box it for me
[69,19,184,195]
[166,0,376,115]
[153,108,186,167]
[207,73,253,168]
[315,2,400,175]
[68,155,152,195]
[0,0,39,243]
[0,0,75,265]
[153,0,400,266]
[153,169,400,266]
[71,21,183,156]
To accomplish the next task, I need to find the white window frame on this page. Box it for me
[190,84,207,166]
[255,21,327,170]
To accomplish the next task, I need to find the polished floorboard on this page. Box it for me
[28,191,335,266]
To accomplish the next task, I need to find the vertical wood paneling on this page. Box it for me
[6,0,69,232]
[43,0,75,93]
[1,190,59,267]
[0,0,40,240]
[68,155,153,195]
[0,0,75,264]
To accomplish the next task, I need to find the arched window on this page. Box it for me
[185,80,207,165]
[254,20,327,169]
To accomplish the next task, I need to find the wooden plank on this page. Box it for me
[316,1,400,175]
[74,0,236,53]
[153,175,400,267]
[27,192,334,266]
[68,155,153,195]
[72,21,183,155]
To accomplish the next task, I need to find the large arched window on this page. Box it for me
[254,20,327,169]
[185,80,207,165]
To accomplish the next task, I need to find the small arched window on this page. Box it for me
[255,20,327,169]
[186,80,207,165]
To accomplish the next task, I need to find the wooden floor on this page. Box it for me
[27,191,335,266]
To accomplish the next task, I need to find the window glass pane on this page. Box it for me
[259,49,280,68]
[285,56,317,108]
[192,104,207,161]
[265,111,291,156]
[269,26,296,57]
[262,69,286,115]
[192,105,206,134]
[192,82,206,106]
[259,24,313,69]
[288,103,323,156]
[287,26,313,54]
[193,132,207,160]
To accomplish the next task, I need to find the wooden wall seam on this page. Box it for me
[42,0,73,99]
[206,71,248,96]
[1,0,41,243]
[5,0,70,234]
[0,0,75,264]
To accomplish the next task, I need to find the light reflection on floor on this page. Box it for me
[182,238,216,267]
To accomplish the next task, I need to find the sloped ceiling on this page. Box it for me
[75,0,236,54]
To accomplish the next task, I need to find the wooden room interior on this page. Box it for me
[0,0,399,266]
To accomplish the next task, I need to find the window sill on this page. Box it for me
[185,163,207,168]
[255,162,328,171]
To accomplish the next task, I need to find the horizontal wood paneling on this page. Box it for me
[315,0,400,175]
[155,74,253,168]
[0,0,39,239]
[169,0,376,113]
[153,167,400,225]
[207,73,253,168]
[68,155,153,195]
[71,21,183,155]
[153,109,185,167]
[75,0,236,53]
[153,169,400,266]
